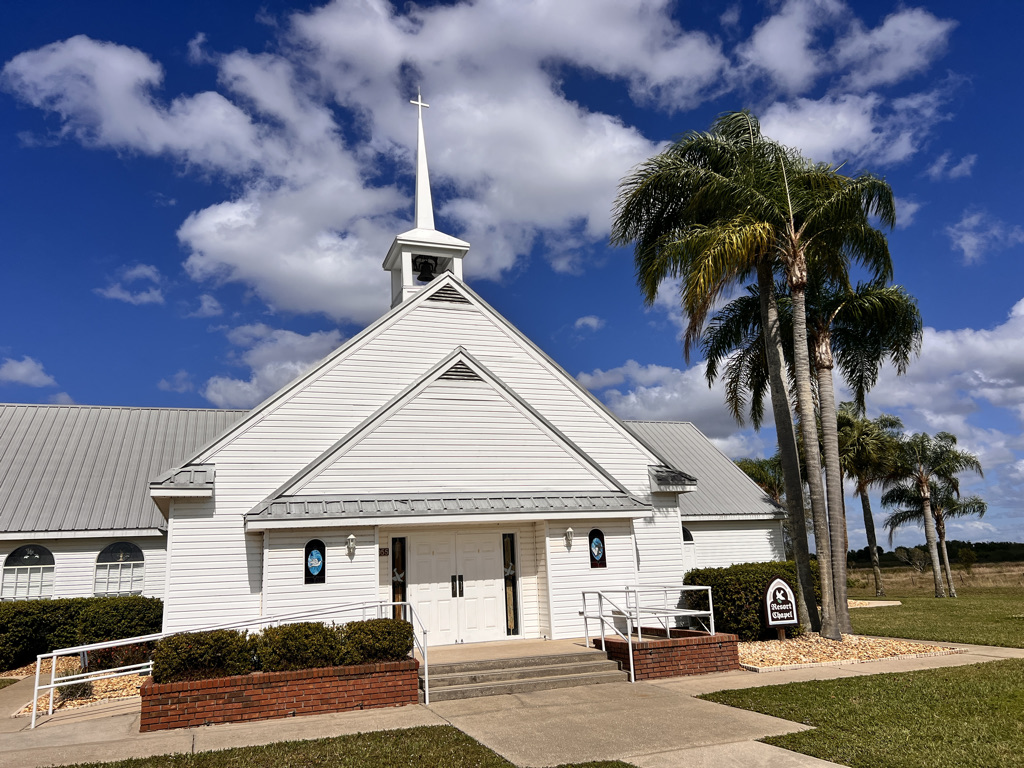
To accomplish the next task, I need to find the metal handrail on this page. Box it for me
[31,600,429,728]
[582,585,716,683]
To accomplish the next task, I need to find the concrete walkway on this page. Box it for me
[2,639,1021,768]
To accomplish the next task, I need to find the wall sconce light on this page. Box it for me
[346,534,357,557]
[564,527,574,548]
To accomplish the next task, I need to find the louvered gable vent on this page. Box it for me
[438,361,482,381]
[427,284,471,304]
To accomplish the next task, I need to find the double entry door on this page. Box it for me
[409,531,506,645]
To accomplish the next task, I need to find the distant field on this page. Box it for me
[848,561,1023,595]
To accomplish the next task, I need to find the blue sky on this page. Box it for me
[2,1,1021,547]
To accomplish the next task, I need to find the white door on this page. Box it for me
[457,532,504,643]
[410,533,459,645]
[409,531,507,644]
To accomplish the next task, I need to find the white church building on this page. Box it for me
[0,101,786,643]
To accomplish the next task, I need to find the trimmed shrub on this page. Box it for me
[256,622,344,672]
[0,597,163,672]
[683,560,821,641]
[338,619,414,665]
[87,643,154,672]
[151,630,254,684]
[76,596,163,645]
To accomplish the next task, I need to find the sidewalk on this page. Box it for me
[2,639,1020,768]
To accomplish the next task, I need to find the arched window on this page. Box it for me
[305,539,326,584]
[681,526,694,542]
[95,542,145,596]
[2,544,55,600]
[588,529,607,569]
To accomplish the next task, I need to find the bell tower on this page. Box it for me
[383,91,470,307]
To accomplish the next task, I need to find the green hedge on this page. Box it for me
[683,560,821,641]
[256,622,344,672]
[0,596,163,672]
[339,618,415,665]
[151,629,255,684]
[151,618,415,684]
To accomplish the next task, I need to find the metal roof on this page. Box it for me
[0,404,246,536]
[248,492,651,523]
[625,421,786,520]
[150,464,216,490]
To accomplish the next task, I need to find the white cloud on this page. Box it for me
[574,315,605,332]
[760,88,949,166]
[926,151,977,180]
[48,392,75,404]
[0,356,57,387]
[158,370,194,393]
[737,0,841,94]
[834,7,956,91]
[895,197,922,229]
[202,323,344,408]
[95,263,165,305]
[945,210,1024,265]
[188,294,223,318]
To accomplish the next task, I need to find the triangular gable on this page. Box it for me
[271,349,626,500]
[169,275,686,501]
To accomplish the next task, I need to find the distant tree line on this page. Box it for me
[848,541,1024,567]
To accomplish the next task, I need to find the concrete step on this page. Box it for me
[427,651,608,676]
[421,669,627,702]
[427,659,621,688]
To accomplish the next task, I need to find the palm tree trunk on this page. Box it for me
[937,516,957,598]
[917,477,946,597]
[859,490,885,596]
[789,279,840,639]
[756,263,818,631]
[814,339,852,632]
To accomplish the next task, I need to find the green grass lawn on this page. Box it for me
[63,725,633,768]
[850,587,1024,647]
[0,678,16,690]
[702,658,1024,768]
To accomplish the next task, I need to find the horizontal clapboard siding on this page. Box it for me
[0,536,165,600]
[162,500,262,632]
[263,529,378,619]
[684,520,786,570]
[298,380,615,495]
[633,496,685,587]
[534,524,551,638]
[546,520,636,639]
[514,525,541,639]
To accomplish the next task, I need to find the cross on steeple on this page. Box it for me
[411,88,434,231]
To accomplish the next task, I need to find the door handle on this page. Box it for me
[451,575,458,598]
[458,574,464,597]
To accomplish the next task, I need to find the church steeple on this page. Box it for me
[382,90,470,308]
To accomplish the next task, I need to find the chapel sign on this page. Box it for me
[763,577,798,629]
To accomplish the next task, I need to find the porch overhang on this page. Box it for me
[244,492,652,532]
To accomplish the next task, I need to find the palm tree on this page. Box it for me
[611,111,823,635]
[837,404,904,597]
[883,480,987,597]
[704,280,921,622]
[883,432,983,597]
[735,455,786,505]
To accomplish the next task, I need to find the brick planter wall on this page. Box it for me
[595,629,740,680]
[139,659,418,732]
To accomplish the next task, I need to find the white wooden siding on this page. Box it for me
[263,528,378,619]
[534,523,551,638]
[632,495,685,587]
[514,524,540,639]
[162,500,262,632]
[684,520,786,570]
[545,519,636,639]
[0,537,165,600]
[297,379,616,495]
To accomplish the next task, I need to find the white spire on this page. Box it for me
[410,89,435,231]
